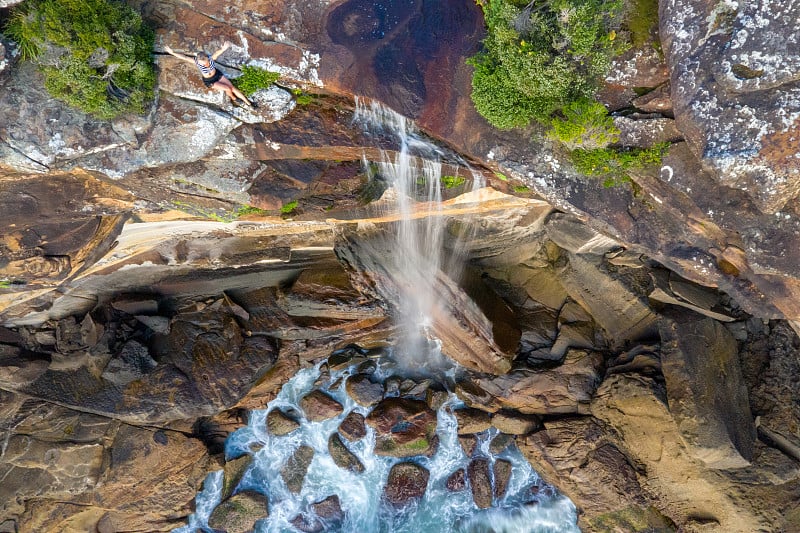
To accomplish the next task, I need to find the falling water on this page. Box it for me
[351,97,485,374]
[175,100,580,532]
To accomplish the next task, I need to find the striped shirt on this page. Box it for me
[194,56,217,76]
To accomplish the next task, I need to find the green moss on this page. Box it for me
[625,0,660,48]
[280,200,298,214]
[441,175,466,189]
[494,172,508,181]
[513,185,530,193]
[295,94,314,105]
[4,0,156,119]
[0,280,11,288]
[231,65,280,96]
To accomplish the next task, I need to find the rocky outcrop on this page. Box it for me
[661,0,800,213]
[456,349,604,415]
[281,445,314,494]
[659,314,756,468]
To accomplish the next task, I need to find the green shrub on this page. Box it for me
[548,98,620,150]
[280,200,298,214]
[441,175,466,189]
[231,65,280,96]
[468,0,625,129]
[4,0,156,119]
[570,142,669,186]
[236,205,268,217]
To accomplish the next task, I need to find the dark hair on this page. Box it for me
[195,51,210,61]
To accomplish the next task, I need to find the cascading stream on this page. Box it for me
[175,100,580,532]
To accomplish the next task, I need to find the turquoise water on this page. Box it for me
[175,361,579,533]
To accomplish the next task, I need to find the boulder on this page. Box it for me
[338,411,367,442]
[383,462,430,506]
[290,513,324,533]
[208,491,268,533]
[300,390,344,422]
[281,445,314,494]
[446,469,467,492]
[328,433,364,473]
[459,435,478,457]
[453,408,492,434]
[456,349,604,415]
[267,408,300,436]
[365,398,438,457]
[311,494,344,522]
[493,459,513,499]
[467,458,492,509]
[221,454,253,501]
[558,254,659,349]
[345,374,384,407]
[658,315,756,468]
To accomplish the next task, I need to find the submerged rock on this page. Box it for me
[383,462,430,506]
[281,445,315,494]
[328,433,365,473]
[366,398,438,457]
[311,494,344,522]
[208,491,268,533]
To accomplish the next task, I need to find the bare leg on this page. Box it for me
[214,77,253,106]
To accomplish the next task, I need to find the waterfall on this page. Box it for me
[174,100,579,533]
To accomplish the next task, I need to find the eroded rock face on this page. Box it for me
[661,0,800,213]
[456,349,604,415]
[659,314,756,468]
[208,491,268,533]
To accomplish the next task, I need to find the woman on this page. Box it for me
[164,41,257,108]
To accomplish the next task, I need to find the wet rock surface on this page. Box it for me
[383,462,430,506]
[365,398,438,457]
[208,491,268,533]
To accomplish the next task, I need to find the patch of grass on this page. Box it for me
[231,65,280,96]
[441,175,466,189]
[570,142,670,187]
[494,172,508,181]
[4,0,156,119]
[513,184,530,193]
[295,94,314,105]
[280,200,298,214]
[0,280,11,288]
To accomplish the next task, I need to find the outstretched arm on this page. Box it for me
[163,45,195,63]
[210,41,232,61]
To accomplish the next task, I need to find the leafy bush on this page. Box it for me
[4,0,156,119]
[280,200,298,214]
[548,98,620,150]
[468,0,625,129]
[231,65,280,96]
[441,175,466,189]
[570,142,669,186]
